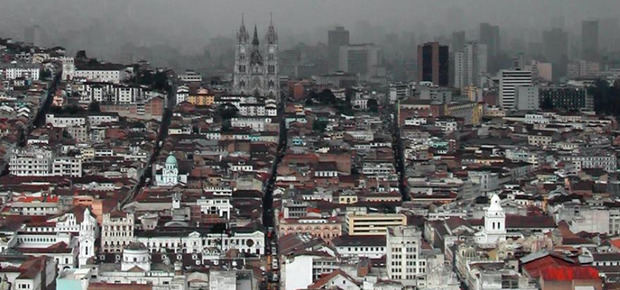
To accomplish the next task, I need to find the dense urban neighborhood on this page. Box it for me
[1,10,620,290]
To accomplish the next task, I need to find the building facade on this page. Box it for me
[499,69,532,110]
[232,17,279,99]
[418,42,449,87]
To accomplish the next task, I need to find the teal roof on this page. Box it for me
[165,153,177,166]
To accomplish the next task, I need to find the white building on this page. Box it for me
[154,153,187,187]
[386,226,427,287]
[515,86,539,111]
[176,85,189,104]
[78,208,98,267]
[178,70,202,83]
[475,194,506,248]
[196,197,233,220]
[499,69,532,110]
[73,64,124,84]
[9,147,52,176]
[45,114,87,128]
[101,212,135,253]
[2,65,40,80]
[454,41,487,89]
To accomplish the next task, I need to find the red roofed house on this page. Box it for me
[539,266,601,290]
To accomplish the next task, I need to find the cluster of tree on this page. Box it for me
[590,79,620,117]
[312,119,328,133]
[49,104,84,115]
[305,88,385,116]
[217,103,238,120]
[131,70,171,91]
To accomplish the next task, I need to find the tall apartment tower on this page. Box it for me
[454,41,487,89]
[417,42,449,86]
[328,26,350,72]
[232,16,279,99]
[542,28,569,80]
[582,20,599,62]
[479,23,500,73]
[451,31,466,52]
[386,226,427,287]
[499,69,533,111]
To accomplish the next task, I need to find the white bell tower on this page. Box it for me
[79,207,98,266]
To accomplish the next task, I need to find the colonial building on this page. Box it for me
[154,152,188,187]
[475,194,506,248]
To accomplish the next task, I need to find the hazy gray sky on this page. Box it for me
[1,0,618,63]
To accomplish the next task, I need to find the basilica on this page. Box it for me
[232,16,280,99]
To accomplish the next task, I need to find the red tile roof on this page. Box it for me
[541,266,599,281]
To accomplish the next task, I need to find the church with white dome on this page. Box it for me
[154,152,188,187]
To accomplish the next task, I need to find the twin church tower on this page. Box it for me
[232,16,280,99]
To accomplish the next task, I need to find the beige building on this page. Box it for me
[345,213,407,236]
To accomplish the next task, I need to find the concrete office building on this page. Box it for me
[328,26,350,73]
[499,69,533,110]
[454,41,487,89]
[338,43,382,81]
[480,23,500,73]
[582,20,600,62]
[516,86,540,111]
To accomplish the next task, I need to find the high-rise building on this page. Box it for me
[328,26,350,72]
[417,42,449,87]
[338,43,383,81]
[386,226,427,287]
[582,20,599,62]
[232,17,279,99]
[479,23,500,73]
[515,86,540,111]
[499,69,533,110]
[543,28,568,80]
[539,86,593,111]
[454,41,487,89]
[451,31,466,52]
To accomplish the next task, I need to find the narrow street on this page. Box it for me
[390,102,409,201]
[120,81,175,207]
[261,98,287,290]
[1,72,61,176]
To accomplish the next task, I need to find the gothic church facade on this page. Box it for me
[232,17,279,99]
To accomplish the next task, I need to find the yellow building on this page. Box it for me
[345,213,407,236]
[187,88,214,106]
[444,101,483,126]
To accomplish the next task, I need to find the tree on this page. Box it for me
[312,120,328,133]
[40,69,52,80]
[367,99,379,112]
[217,103,238,120]
[88,101,101,112]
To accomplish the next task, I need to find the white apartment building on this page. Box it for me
[9,147,82,177]
[196,197,233,219]
[9,147,52,176]
[45,114,87,128]
[516,86,539,111]
[386,226,427,287]
[454,42,487,89]
[178,70,202,83]
[499,69,532,110]
[101,212,135,253]
[2,65,40,80]
[73,64,123,84]
[51,156,82,177]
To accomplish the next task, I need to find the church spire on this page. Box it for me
[266,13,278,45]
[237,14,249,44]
[252,25,260,46]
